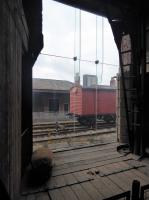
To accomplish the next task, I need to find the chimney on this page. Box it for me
[83,74,98,87]
[110,76,117,88]
[74,72,80,85]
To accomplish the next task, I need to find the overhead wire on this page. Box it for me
[40,53,73,60]
[79,9,82,76]
[73,8,77,84]
[40,53,119,67]
[95,15,98,130]
[73,8,77,133]
[100,17,104,83]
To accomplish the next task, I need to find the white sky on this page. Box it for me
[33,0,119,85]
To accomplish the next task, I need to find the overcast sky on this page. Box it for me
[33,0,119,85]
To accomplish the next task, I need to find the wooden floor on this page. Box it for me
[21,142,149,200]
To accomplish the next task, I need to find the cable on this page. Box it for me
[40,53,119,67]
[79,9,82,75]
[95,16,98,63]
[74,9,77,60]
[73,9,77,83]
[95,15,98,130]
[40,53,72,60]
[102,62,118,67]
[100,17,104,84]
[73,8,77,133]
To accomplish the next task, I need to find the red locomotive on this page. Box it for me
[69,84,116,126]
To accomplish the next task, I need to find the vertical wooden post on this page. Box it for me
[131,180,140,200]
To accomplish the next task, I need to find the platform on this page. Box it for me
[21,142,149,200]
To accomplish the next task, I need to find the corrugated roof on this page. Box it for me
[33,78,73,91]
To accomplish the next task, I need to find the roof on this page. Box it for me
[83,84,116,90]
[70,85,116,93]
[33,78,73,91]
[55,0,137,20]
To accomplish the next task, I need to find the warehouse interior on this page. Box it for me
[0,0,149,199]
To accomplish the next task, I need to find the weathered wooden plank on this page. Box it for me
[108,172,130,191]
[101,176,123,195]
[60,186,78,200]
[54,144,117,159]
[105,161,127,173]
[105,168,149,196]
[144,189,149,199]
[46,171,93,190]
[49,189,65,200]
[125,159,146,168]
[54,143,117,156]
[46,177,58,190]
[91,178,117,198]
[35,192,50,200]
[54,175,67,188]
[73,170,93,183]
[97,165,110,176]
[97,161,132,176]
[63,173,78,185]
[138,166,149,178]
[131,169,149,185]
[53,142,117,155]
[71,184,91,200]
[54,146,118,161]
[52,153,126,176]
[54,151,122,169]
[122,170,146,191]
[47,172,91,190]
[81,181,104,199]
[53,153,132,172]
[54,150,119,166]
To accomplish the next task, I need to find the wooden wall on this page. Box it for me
[0,0,28,199]
[116,75,128,144]
[0,1,43,198]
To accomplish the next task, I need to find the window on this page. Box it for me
[49,99,59,112]
[64,103,69,112]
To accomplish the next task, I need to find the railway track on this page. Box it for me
[33,120,116,143]
[33,121,80,130]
